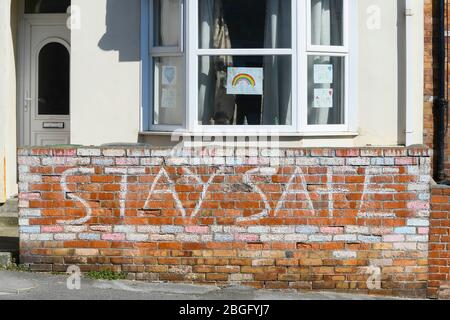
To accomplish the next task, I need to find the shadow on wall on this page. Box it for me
[98,0,141,62]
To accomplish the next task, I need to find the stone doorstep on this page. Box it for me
[0,198,19,228]
[0,216,18,228]
[0,226,18,238]
[0,198,18,214]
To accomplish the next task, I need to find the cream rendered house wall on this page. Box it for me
[353,0,424,147]
[354,0,399,147]
[0,0,18,202]
[71,0,141,146]
[69,0,424,147]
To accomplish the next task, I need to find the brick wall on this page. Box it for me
[428,185,450,299]
[424,0,450,301]
[17,146,432,298]
[424,0,450,180]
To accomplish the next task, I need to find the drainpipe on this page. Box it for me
[435,0,449,184]
[405,0,415,147]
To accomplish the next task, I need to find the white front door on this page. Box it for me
[21,16,70,146]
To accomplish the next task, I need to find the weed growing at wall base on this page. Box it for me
[85,270,128,281]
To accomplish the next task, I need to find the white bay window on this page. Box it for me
[141,0,356,134]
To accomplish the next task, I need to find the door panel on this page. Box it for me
[34,132,70,146]
[23,19,70,146]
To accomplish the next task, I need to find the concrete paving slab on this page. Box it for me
[0,271,37,294]
[0,271,408,300]
[93,280,221,295]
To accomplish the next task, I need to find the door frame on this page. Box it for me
[17,0,70,146]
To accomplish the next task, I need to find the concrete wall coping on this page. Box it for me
[17,146,431,158]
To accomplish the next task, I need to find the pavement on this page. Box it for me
[0,271,405,300]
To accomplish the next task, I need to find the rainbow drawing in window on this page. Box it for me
[232,73,256,87]
[227,67,263,95]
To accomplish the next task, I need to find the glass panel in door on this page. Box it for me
[38,42,70,116]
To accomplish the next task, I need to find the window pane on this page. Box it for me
[25,0,70,14]
[38,43,70,116]
[308,55,344,125]
[198,55,292,126]
[310,0,343,46]
[153,0,182,48]
[199,0,291,49]
[153,57,184,126]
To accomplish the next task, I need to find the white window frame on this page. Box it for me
[141,0,358,135]
[142,0,186,132]
[303,0,355,133]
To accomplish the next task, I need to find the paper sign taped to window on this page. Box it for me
[314,89,334,109]
[162,66,177,86]
[314,64,333,84]
[161,88,176,109]
[227,67,263,95]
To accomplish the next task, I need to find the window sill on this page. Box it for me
[139,131,359,138]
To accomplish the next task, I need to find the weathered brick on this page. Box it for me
[21,209,41,217]
[383,235,405,242]
[333,234,357,242]
[296,226,319,234]
[77,149,101,157]
[185,226,209,234]
[114,226,136,233]
[75,249,99,256]
[161,226,184,234]
[79,233,101,240]
[394,227,417,235]
[346,158,371,166]
[54,234,77,241]
[41,226,64,233]
[214,233,234,242]
[333,251,357,259]
[102,233,126,241]
[138,226,161,233]
[20,226,40,234]
[103,149,126,157]
[126,234,149,242]
[248,226,271,234]
[308,235,333,242]
[357,235,381,243]
[407,219,430,227]
[285,234,308,242]
[345,226,370,234]
[393,243,417,251]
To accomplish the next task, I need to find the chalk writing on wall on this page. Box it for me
[59,166,400,226]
